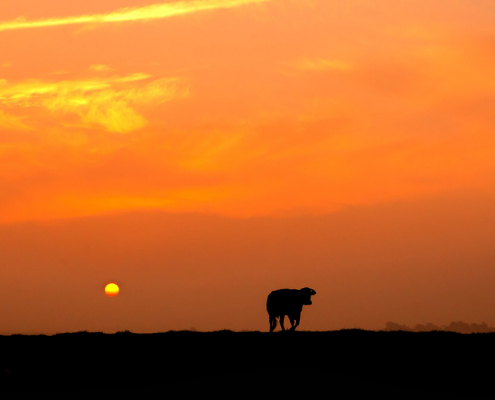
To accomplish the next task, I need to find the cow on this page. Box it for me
[266,287,316,332]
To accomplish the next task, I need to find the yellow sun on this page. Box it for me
[105,283,119,297]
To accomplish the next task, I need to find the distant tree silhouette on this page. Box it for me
[385,321,411,331]
[385,321,495,334]
[266,287,316,332]
[414,323,441,332]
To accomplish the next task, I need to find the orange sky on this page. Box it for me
[1,0,495,333]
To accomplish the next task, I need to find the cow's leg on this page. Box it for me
[269,315,277,332]
[289,317,295,330]
[280,314,286,331]
[290,312,301,331]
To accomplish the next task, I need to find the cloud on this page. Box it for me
[89,64,112,72]
[0,73,151,101]
[295,58,353,72]
[49,71,71,76]
[0,110,31,131]
[0,74,187,133]
[0,0,270,33]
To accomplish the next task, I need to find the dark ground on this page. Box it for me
[1,330,493,394]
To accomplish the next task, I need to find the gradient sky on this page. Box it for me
[1,0,495,333]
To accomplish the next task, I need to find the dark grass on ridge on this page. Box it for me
[1,330,494,393]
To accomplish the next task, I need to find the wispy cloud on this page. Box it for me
[89,64,113,72]
[0,110,30,130]
[295,58,353,72]
[0,0,270,32]
[0,74,188,133]
[0,73,151,103]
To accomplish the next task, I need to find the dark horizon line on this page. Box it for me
[2,328,494,337]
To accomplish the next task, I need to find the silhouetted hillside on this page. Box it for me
[1,330,494,394]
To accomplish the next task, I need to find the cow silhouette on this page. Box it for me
[266,287,316,332]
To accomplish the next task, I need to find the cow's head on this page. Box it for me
[300,287,317,305]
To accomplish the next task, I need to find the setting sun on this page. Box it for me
[104,283,119,297]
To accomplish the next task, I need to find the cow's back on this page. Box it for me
[266,289,300,315]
